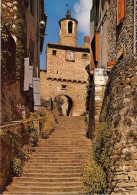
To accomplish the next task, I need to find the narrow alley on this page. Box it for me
[1,0,137,194]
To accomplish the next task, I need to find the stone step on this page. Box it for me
[38,143,89,146]
[28,159,84,163]
[12,177,83,183]
[28,155,84,159]
[23,165,82,170]
[34,149,86,152]
[6,186,83,193]
[8,181,83,187]
[25,162,82,167]
[22,169,82,174]
[22,173,83,178]
[29,155,86,158]
[39,139,89,142]
[30,151,84,155]
[36,146,88,149]
[3,192,82,195]
[4,116,89,195]
[38,143,90,146]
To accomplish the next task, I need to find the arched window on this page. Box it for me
[68,21,73,33]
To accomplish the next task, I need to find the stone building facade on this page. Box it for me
[24,0,47,107]
[1,0,46,124]
[89,0,137,134]
[41,11,90,116]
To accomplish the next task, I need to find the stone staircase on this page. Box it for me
[3,116,91,195]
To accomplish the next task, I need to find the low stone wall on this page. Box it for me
[99,57,137,194]
[0,118,44,193]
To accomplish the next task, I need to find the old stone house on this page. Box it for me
[41,11,90,116]
[1,0,47,124]
[88,0,137,135]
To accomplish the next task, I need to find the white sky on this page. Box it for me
[74,0,92,35]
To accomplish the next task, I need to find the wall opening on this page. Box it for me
[68,21,73,33]
[55,95,73,116]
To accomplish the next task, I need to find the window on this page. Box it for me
[68,21,73,33]
[56,71,59,74]
[95,33,100,62]
[117,0,125,25]
[52,50,57,55]
[62,85,67,90]
[83,54,87,59]
[30,0,34,16]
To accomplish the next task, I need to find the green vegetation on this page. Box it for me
[84,98,112,194]
[0,122,38,178]
[30,107,56,139]
[1,0,26,79]
[83,149,107,194]
[12,157,22,177]
[93,121,111,172]
[37,108,56,139]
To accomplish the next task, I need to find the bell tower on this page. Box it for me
[59,10,78,47]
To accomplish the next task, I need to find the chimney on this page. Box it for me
[84,36,90,48]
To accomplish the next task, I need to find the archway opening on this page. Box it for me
[55,95,73,116]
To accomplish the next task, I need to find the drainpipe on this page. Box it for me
[133,0,136,56]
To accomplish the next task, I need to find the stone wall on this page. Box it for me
[46,44,89,81]
[108,0,134,61]
[99,57,137,194]
[40,71,87,116]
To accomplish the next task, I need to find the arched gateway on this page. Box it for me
[55,95,73,116]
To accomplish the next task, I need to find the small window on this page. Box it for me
[56,71,59,74]
[62,85,67,90]
[68,21,73,33]
[52,50,57,55]
[30,0,34,16]
[83,54,87,59]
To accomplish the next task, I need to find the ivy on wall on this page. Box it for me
[2,0,27,80]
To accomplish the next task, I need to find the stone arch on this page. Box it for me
[55,95,73,116]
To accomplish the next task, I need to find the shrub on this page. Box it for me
[28,124,38,147]
[30,107,56,139]
[19,145,30,162]
[93,121,111,171]
[83,149,107,194]
[40,111,55,139]
[12,157,22,177]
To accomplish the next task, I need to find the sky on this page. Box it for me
[40,0,92,69]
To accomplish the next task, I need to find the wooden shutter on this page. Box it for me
[91,49,95,71]
[95,33,100,62]
[107,60,116,69]
[117,0,125,25]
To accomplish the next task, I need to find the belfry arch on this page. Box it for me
[68,21,73,33]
